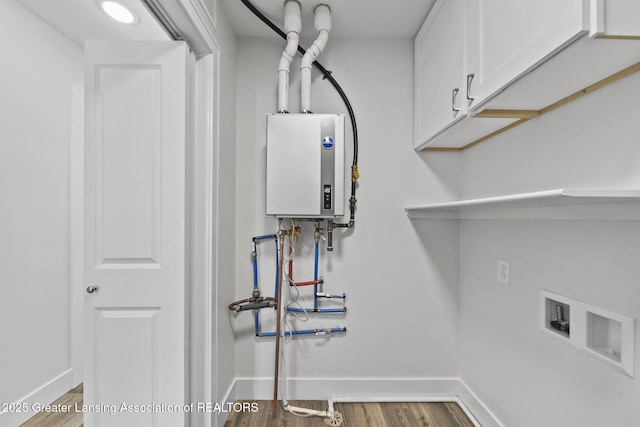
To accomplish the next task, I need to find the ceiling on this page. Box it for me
[15,0,436,47]
[16,0,168,46]
[222,0,436,38]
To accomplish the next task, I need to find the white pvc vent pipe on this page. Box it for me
[278,0,301,113]
[301,4,331,113]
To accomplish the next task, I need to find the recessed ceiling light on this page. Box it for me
[99,0,139,24]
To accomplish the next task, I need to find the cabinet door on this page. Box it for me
[466,0,587,107]
[415,0,466,148]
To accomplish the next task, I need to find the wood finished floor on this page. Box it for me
[20,391,474,427]
[225,400,475,427]
[20,384,83,427]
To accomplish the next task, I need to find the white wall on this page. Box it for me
[219,13,640,425]
[0,2,239,425]
[190,5,238,424]
[232,36,461,398]
[457,70,640,425]
[0,0,83,422]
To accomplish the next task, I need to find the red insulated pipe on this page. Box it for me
[288,246,293,282]
[294,279,323,286]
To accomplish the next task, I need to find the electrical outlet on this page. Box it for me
[497,260,510,284]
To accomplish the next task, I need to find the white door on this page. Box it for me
[466,0,586,107]
[84,40,191,427]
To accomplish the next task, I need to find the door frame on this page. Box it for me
[69,4,220,425]
[189,47,219,427]
[70,84,85,388]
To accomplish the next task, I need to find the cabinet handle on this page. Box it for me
[452,88,461,113]
[466,73,475,101]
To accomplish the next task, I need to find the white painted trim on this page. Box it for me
[186,47,220,427]
[220,378,237,405]
[188,35,220,427]
[452,397,482,427]
[331,396,456,403]
[214,379,236,427]
[191,52,216,427]
[457,379,504,427]
[210,35,223,427]
[202,53,215,427]
[145,0,217,57]
[69,84,84,387]
[180,0,217,41]
[0,369,74,426]
[185,46,197,427]
[234,377,459,400]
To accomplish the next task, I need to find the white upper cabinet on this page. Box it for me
[415,0,521,150]
[465,0,587,108]
[414,0,466,145]
[414,0,640,151]
[595,0,640,37]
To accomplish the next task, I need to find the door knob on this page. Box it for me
[86,286,99,294]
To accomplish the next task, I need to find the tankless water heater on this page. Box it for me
[266,114,345,218]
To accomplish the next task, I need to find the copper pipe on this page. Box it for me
[273,230,286,410]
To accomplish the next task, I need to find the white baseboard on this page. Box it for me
[220,378,237,405]
[234,377,460,401]
[231,376,503,427]
[0,369,74,427]
[212,379,237,427]
[457,379,504,427]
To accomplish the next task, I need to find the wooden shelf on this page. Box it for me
[405,189,640,220]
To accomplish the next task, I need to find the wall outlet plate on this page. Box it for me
[497,259,510,284]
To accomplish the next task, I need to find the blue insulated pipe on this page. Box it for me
[254,234,278,241]
[258,327,346,337]
[252,242,258,289]
[287,307,346,313]
[254,312,260,336]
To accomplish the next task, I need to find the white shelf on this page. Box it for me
[405,189,640,220]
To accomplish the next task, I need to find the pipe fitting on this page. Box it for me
[283,0,302,34]
[301,3,331,113]
[313,4,332,32]
[300,30,329,71]
[279,34,299,71]
[278,0,301,113]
